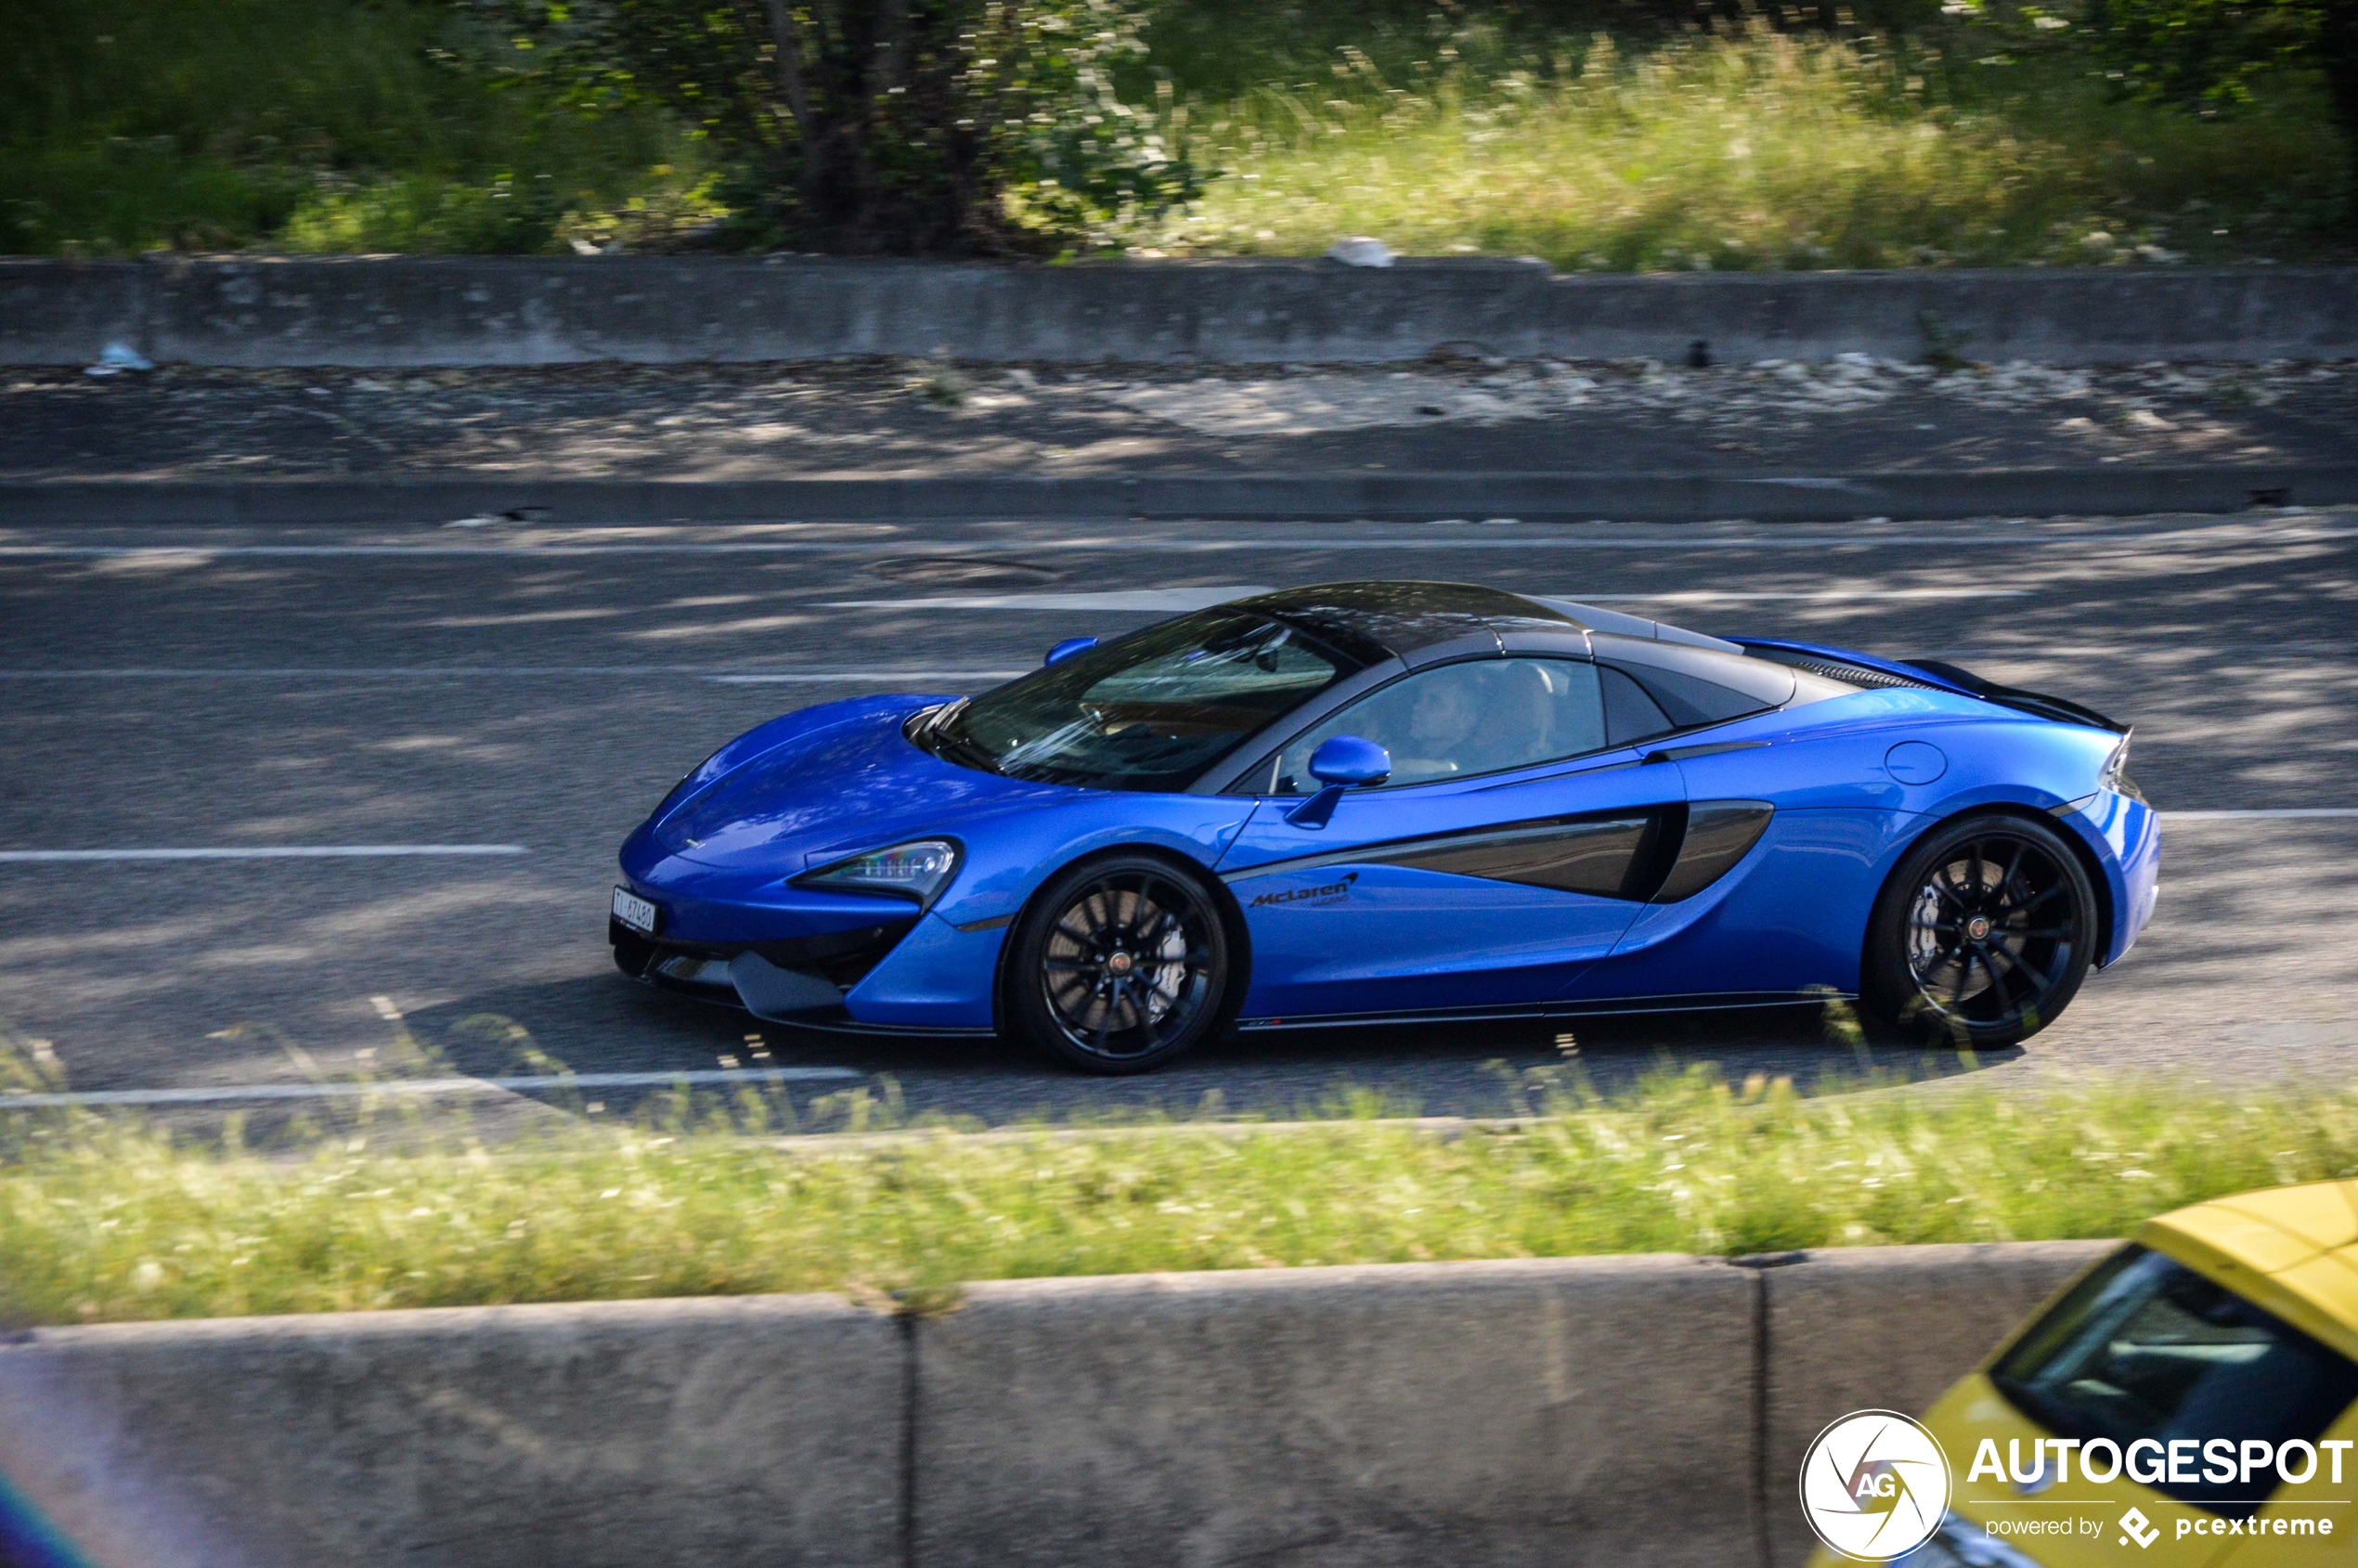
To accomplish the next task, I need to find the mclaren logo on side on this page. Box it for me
[1249,871,1359,909]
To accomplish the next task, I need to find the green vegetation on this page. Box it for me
[1153,28,2348,269]
[6,1029,2357,1326]
[0,0,711,256]
[3,2,2349,260]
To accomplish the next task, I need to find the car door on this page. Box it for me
[1213,654,1686,1022]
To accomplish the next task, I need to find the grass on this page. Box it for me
[6,1025,2358,1328]
[2,6,2345,263]
[0,0,713,256]
[1150,26,2353,269]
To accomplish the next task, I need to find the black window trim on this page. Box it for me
[1211,649,1652,799]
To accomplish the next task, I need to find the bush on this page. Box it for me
[1154,24,2350,269]
[579,0,1203,253]
[2078,2,2358,205]
[0,0,700,255]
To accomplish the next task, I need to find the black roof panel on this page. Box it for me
[1233,581,1576,663]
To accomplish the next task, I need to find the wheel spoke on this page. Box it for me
[2016,884,2065,914]
[1976,941,2027,1002]
[1937,951,1970,1005]
[1997,843,2028,905]
[1122,976,1156,1034]
[1996,943,2058,998]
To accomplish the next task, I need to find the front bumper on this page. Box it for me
[611,916,915,1008]
[614,836,1004,1033]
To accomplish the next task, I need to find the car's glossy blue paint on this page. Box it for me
[614,605,2158,1038]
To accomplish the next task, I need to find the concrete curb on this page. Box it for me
[0,1242,2116,1568]
[6,257,2357,367]
[5,466,2352,526]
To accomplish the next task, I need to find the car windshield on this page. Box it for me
[922,609,1365,792]
[1989,1244,2358,1518]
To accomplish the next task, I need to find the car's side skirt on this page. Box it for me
[1233,990,1852,1031]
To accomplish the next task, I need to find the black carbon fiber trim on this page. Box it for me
[1652,801,1774,903]
[1224,809,1670,901]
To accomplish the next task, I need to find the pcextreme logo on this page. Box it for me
[1247,871,1358,909]
[1799,1410,1952,1562]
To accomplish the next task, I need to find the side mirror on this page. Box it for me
[1044,636,1098,667]
[1284,735,1391,828]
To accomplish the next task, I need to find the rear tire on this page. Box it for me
[1004,854,1232,1075]
[1860,813,2098,1049]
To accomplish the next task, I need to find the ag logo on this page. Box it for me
[1799,1410,1952,1561]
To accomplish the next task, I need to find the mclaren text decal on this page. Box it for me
[1249,871,1358,909]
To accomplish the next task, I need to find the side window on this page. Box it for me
[1612,662,1770,732]
[1271,658,1606,794]
[1600,666,1676,747]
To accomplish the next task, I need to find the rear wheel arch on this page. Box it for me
[1875,804,2115,969]
[1860,805,2105,1046]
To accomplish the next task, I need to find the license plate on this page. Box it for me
[611,887,659,935]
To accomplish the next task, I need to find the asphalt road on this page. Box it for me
[3,509,2354,1132]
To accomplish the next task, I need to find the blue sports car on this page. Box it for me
[612,582,2159,1073]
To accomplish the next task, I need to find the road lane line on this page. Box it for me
[2164,810,2358,820]
[0,667,1026,681]
[1571,589,2033,603]
[707,665,1023,679]
[0,845,528,862]
[0,1068,862,1109]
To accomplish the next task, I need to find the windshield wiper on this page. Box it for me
[931,727,1003,777]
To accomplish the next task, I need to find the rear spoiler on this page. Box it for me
[1738,640,2129,734]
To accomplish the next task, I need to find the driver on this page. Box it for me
[1387,668,1496,781]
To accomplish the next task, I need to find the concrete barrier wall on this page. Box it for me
[6,256,2355,367]
[9,466,2352,528]
[0,1241,2116,1568]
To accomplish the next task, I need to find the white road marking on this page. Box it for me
[1577,589,2032,603]
[0,845,528,863]
[0,667,1024,682]
[0,1068,862,1109]
[821,587,1273,611]
[2165,810,2358,820]
[710,670,1024,684]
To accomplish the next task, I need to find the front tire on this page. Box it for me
[1860,813,2098,1049]
[1004,854,1232,1075]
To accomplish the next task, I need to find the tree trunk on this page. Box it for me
[2319,6,2358,224]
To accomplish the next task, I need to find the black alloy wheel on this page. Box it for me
[1004,854,1232,1074]
[1861,814,2098,1048]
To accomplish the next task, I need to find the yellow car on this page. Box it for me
[1809,1180,2358,1566]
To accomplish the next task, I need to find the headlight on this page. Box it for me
[794,839,961,906]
